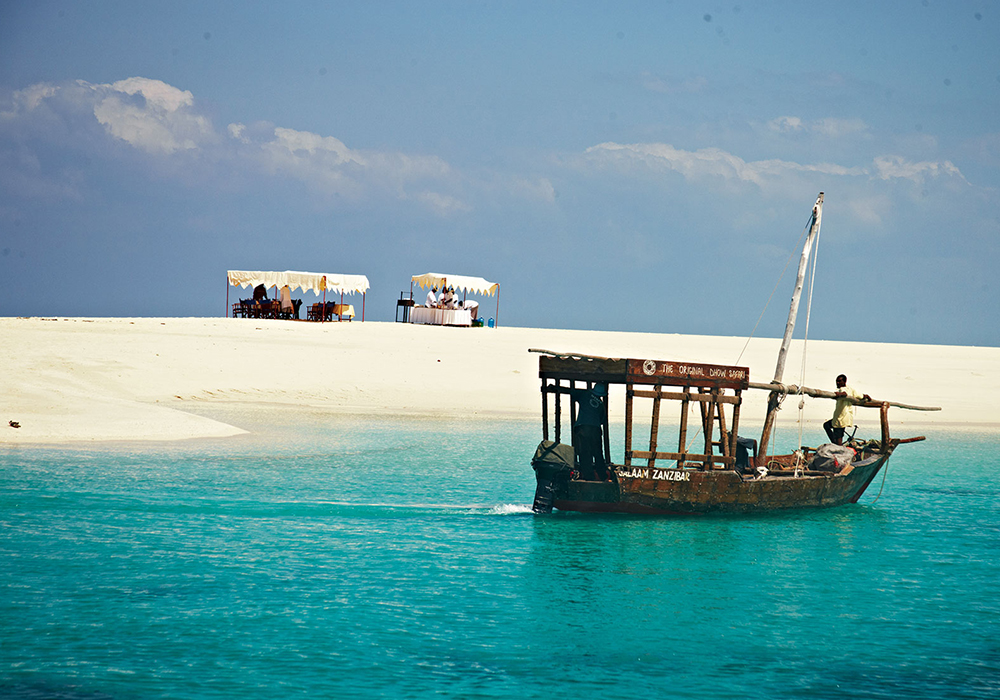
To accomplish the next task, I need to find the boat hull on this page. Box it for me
[548,451,892,515]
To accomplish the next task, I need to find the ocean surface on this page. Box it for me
[2,411,998,699]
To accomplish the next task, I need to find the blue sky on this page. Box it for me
[1,1,997,345]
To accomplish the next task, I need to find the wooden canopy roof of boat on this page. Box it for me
[530,348,940,413]
[531,349,750,391]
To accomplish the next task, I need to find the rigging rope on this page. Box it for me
[765,384,789,465]
[733,217,811,366]
[869,460,890,504]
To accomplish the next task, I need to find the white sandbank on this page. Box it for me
[1,317,997,445]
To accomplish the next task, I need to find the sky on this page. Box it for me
[1,1,997,346]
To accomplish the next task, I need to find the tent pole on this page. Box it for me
[226,276,229,318]
[322,276,327,323]
[495,284,500,329]
[362,292,366,322]
[340,291,344,321]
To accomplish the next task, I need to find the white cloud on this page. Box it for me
[751,159,864,178]
[412,191,471,215]
[585,142,762,183]
[584,142,864,186]
[108,77,194,112]
[227,123,249,143]
[0,78,482,215]
[254,126,457,208]
[584,142,965,194]
[768,116,803,133]
[267,127,366,167]
[873,155,966,183]
[1,83,58,115]
[85,77,214,154]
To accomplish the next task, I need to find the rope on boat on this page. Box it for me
[764,383,791,466]
[869,458,891,504]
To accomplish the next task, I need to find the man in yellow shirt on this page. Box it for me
[823,374,871,445]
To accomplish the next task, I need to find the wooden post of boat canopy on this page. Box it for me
[697,388,708,436]
[624,382,634,467]
[541,380,549,441]
[602,388,612,467]
[567,379,590,454]
[880,402,891,453]
[678,388,690,467]
[648,384,662,468]
[569,381,582,458]
[730,389,743,457]
[571,382,581,428]
[554,380,562,443]
[703,390,716,470]
[715,391,729,461]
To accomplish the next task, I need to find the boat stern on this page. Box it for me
[530,440,575,513]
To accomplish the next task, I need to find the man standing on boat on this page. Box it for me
[570,383,609,481]
[824,374,871,445]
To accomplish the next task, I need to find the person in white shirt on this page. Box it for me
[441,287,457,309]
[425,286,439,307]
[279,285,294,317]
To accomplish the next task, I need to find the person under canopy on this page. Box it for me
[570,383,610,481]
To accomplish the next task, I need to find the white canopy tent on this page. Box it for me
[410,272,500,327]
[410,273,498,297]
[227,270,370,320]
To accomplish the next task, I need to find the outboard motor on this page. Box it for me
[531,440,575,513]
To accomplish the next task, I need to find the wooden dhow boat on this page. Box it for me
[530,194,940,515]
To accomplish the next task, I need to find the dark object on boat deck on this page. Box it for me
[734,436,757,474]
[808,444,857,473]
[531,441,575,513]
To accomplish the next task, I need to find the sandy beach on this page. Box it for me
[1,316,997,445]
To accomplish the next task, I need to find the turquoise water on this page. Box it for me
[2,414,999,699]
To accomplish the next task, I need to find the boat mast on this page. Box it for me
[757,192,823,461]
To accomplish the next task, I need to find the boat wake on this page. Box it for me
[307,499,534,517]
[487,503,534,516]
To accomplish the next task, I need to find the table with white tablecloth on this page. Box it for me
[410,306,473,326]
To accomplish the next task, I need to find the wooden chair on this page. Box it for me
[258,300,278,319]
[396,292,415,322]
